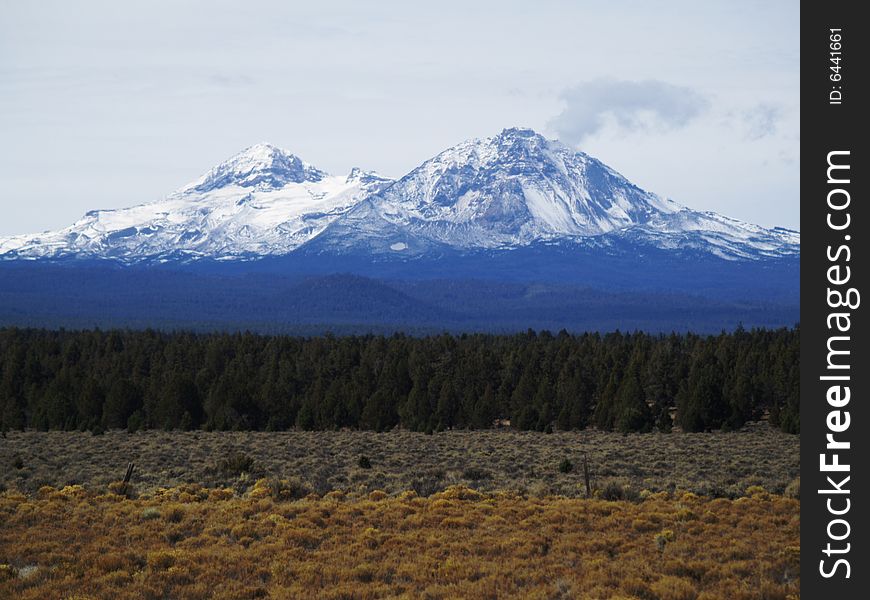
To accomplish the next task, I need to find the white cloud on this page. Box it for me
[740,103,782,140]
[548,79,709,145]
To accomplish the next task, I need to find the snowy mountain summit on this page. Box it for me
[314,128,799,260]
[188,143,327,192]
[381,126,681,238]
[0,129,798,263]
[0,143,391,261]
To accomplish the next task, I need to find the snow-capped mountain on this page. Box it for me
[0,130,800,332]
[310,128,799,260]
[0,143,392,262]
[0,129,798,264]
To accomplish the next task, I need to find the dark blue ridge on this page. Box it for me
[0,254,798,334]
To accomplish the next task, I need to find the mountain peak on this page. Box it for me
[238,141,289,161]
[330,127,688,250]
[488,127,564,161]
[0,127,797,266]
[188,142,327,193]
[497,126,540,139]
[346,166,391,185]
[427,127,573,174]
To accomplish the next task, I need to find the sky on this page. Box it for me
[0,0,799,236]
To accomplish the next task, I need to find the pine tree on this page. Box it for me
[613,367,653,433]
[471,384,498,429]
[102,379,142,429]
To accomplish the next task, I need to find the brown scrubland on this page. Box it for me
[0,427,800,599]
[1,425,798,498]
[0,483,799,599]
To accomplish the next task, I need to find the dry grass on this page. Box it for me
[0,427,800,598]
[0,483,799,599]
[0,425,798,499]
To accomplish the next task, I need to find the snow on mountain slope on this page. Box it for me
[0,144,391,262]
[311,128,799,260]
[617,211,800,260]
[0,130,798,264]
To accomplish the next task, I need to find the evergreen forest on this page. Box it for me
[0,327,800,435]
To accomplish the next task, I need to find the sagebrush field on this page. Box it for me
[0,483,798,599]
[1,426,798,498]
[0,427,800,599]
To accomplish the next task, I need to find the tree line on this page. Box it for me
[0,326,799,434]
